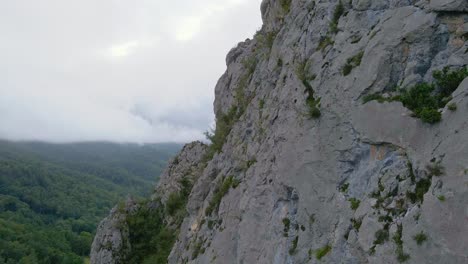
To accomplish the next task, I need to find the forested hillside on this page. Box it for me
[0,141,181,264]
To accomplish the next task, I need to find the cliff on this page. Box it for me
[91,0,468,263]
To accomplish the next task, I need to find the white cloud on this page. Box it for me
[109,41,141,58]
[0,0,262,143]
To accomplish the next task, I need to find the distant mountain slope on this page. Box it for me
[0,141,182,264]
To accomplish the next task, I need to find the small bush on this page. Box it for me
[419,107,442,124]
[126,201,176,264]
[426,162,444,177]
[246,159,257,169]
[447,102,457,111]
[406,178,431,204]
[393,225,410,262]
[191,239,204,260]
[374,229,389,245]
[204,107,238,161]
[289,236,299,255]
[280,0,292,14]
[399,83,442,124]
[307,95,321,118]
[398,83,437,111]
[342,51,364,76]
[348,198,361,210]
[342,64,353,76]
[351,218,362,230]
[316,244,332,260]
[256,30,278,52]
[166,192,185,216]
[242,56,258,76]
[378,215,393,223]
[207,220,215,230]
[165,177,193,217]
[433,66,468,98]
[400,67,467,123]
[205,176,238,216]
[317,36,334,51]
[396,249,410,263]
[259,99,265,110]
[365,67,467,124]
[437,195,446,202]
[330,0,344,33]
[297,61,321,118]
[282,218,291,236]
[339,183,349,193]
[413,232,427,245]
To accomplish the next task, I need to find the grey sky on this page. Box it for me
[0,0,262,143]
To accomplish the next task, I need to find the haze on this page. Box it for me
[0,0,262,143]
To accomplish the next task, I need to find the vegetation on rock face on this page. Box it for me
[191,238,205,260]
[166,176,193,221]
[426,162,444,177]
[280,0,292,14]
[282,217,291,236]
[447,102,457,111]
[362,66,468,124]
[330,0,344,34]
[351,217,363,231]
[289,236,299,255]
[317,36,334,51]
[126,174,197,263]
[339,183,350,193]
[205,176,240,216]
[204,54,258,162]
[374,228,389,245]
[126,200,176,264]
[315,244,332,260]
[204,107,239,161]
[0,141,180,264]
[433,66,468,98]
[393,225,410,262]
[348,198,361,210]
[342,51,364,76]
[413,232,427,245]
[406,178,432,203]
[297,61,321,118]
[398,83,442,123]
[256,30,278,53]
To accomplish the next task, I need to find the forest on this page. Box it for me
[0,141,181,264]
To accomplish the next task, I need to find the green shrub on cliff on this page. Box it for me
[363,67,468,124]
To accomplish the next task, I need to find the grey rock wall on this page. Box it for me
[91,0,467,263]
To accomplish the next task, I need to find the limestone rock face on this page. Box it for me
[90,198,136,264]
[430,0,468,12]
[90,142,207,263]
[92,0,468,263]
[155,141,208,205]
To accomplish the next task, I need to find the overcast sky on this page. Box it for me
[0,0,262,143]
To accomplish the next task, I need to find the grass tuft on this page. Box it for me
[315,244,332,260]
[413,232,427,245]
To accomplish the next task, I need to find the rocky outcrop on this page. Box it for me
[92,0,467,263]
[90,198,135,264]
[90,142,207,263]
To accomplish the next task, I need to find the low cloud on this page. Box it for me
[0,0,262,143]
